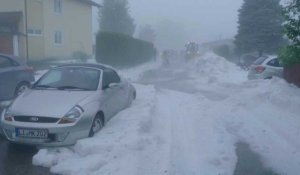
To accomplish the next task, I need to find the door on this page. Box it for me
[266,58,283,78]
[101,69,125,119]
[0,35,13,55]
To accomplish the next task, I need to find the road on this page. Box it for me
[0,107,54,175]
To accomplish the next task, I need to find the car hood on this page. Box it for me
[10,89,96,118]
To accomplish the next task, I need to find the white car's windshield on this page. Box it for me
[34,67,100,91]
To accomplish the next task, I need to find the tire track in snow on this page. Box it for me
[136,87,237,175]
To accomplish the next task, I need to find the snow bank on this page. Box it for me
[217,78,300,175]
[118,60,160,82]
[187,52,246,84]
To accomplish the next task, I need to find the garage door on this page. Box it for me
[0,34,13,55]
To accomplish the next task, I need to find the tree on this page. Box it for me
[99,0,135,36]
[279,0,300,67]
[138,25,156,44]
[235,0,285,55]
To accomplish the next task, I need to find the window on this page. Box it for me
[54,0,62,13]
[54,31,63,45]
[38,69,62,85]
[27,29,42,36]
[102,70,121,89]
[253,56,268,65]
[0,56,13,69]
[267,58,282,67]
[35,67,100,91]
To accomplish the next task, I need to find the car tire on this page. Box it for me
[15,82,30,97]
[133,90,136,100]
[127,90,136,107]
[89,113,104,137]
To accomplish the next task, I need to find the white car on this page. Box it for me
[248,56,283,80]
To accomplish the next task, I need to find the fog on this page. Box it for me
[93,0,243,49]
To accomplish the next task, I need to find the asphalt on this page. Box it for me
[234,142,279,175]
[0,107,54,175]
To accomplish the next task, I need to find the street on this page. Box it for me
[0,107,54,175]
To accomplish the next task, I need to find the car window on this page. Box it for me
[102,69,121,89]
[0,56,13,68]
[267,58,282,67]
[253,56,268,65]
[38,69,62,85]
[35,67,100,91]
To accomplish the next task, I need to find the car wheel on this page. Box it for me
[132,90,136,100]
[127,90,136,107]
[89,114,104,137]
[15,82,30,97]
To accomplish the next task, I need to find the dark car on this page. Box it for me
[0,54,34,101]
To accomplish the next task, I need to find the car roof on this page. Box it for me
[263,55,278,62]
[56,63,117,72]
[0,53,26,65]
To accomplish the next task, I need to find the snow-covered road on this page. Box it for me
[33,53,300,175]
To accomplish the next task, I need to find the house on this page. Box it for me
[0,0,100,61]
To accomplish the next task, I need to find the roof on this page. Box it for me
[77,0,102,7]
[56,63,116,71]
[0,11,22,24]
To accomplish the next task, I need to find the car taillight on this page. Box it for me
[255,66,265,73]
[25,67,34,73]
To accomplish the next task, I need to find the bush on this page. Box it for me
[279,46,300,67]
[96,32,156,68]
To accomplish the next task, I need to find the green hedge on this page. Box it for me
[279,45,300,67]
[96,32,157,68]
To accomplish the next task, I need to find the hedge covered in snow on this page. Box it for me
[96,32,157,68]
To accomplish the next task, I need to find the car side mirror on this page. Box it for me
[108,83,118,88]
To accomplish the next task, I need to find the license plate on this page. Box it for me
[16,128,48,139]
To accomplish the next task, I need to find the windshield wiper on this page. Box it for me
[56,86,90,91]
[34,85,57,89]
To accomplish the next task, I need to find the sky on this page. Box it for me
[93,0,243,48]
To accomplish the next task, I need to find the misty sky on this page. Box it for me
[93,0,243,47]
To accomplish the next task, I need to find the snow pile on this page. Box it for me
[118,60,160,82]
[216,78,300,175]
[187,52,246,84]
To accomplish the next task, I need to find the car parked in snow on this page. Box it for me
[248,56,283,80]
[0,54,34,102]
[0,63,136,146]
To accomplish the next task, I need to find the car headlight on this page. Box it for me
[3,108,13,122]
[59,105,84,124]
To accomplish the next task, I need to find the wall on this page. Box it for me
[43,0,93,59]
[284,64,300,88]
[27,0,45,60]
